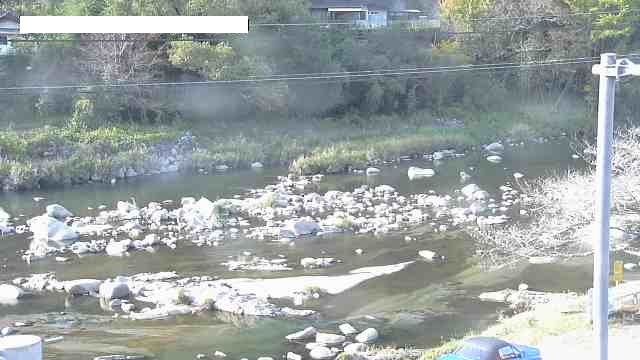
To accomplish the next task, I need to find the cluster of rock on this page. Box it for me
[0,206,14,235]
[479,283,583,314]
[285,324,380,360]
[7,262,413,321]
[16,164,526,263]
[223,255,292,272]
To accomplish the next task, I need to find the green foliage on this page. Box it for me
[591,0,640,40]
[68,98,96,131]
[168,42,236,80]
[176,289,193,305]
[421,339,461,360]
[442,0,494,22]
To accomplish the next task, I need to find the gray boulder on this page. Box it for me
[46,204,73,219]
[339,323,358,336]
[355,328,379,343]
[286,327,317,340]
[99,281,130,300]
[28,215,78,243]
[485,142,504,154]
[344,343,367,354]
[461,184,481,199]
[281,219,321,237]
[64,279,102,296]
[309,346,334,360]
[472,190,490,201]
[315,333,346,346]
[1,326,16,336]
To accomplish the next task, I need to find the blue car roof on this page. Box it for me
[463,337,512,353]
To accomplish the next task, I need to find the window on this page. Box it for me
[498,346,521,359]
[455,345,488,359]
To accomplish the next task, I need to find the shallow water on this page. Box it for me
[0,140,595,359]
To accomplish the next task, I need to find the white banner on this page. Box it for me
[20,16,249,34]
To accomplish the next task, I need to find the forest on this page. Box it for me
[1,0,640,187]
[0,0,637,127]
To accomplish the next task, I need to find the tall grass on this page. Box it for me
[0,102,592,191]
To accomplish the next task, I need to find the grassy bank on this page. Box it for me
[0,101,591,191]
[0,127,181,191]
[421,306,589,360]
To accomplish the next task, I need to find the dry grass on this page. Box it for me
[474,128,640,266]
[420,308,588,360]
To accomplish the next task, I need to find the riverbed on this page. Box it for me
[0,139,595,360]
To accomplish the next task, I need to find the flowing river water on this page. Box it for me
[0,140,596,360]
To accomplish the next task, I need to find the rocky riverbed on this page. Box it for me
[0,138,602,360]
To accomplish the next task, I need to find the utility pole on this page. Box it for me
[591,53,640,360]
[591,52,616,360]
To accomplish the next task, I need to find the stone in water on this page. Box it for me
[486,155,503,164]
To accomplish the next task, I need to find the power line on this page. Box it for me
[0,57,598,93]
[245,57,598,79]
[469,8,640,22]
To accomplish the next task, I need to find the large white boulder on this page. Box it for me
[106,239,132,257]
[407,167,436,180]
[28,215,78,244]
[366,167,381,176]
[195,197,216,219]
[99,281,130,300]
[46,204,73,219]
[355,328,379,343]
[486,155,503,164]
[418,250,437,261]
[281,219,321,237]
[0,284,24,301]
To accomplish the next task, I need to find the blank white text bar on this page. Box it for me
[20,16,249,34]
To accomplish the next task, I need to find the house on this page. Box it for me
[0,11,19,55]
[310,0,437,29]
[0,11,19,35]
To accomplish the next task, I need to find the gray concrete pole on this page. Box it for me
[593,52,617,360]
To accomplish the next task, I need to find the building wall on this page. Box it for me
[0,18,20,34]
[367,9,387,28]
[310,8,329,21]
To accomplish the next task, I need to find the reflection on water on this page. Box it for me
[0,140,594,359]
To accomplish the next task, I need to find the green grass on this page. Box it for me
[0,100,593,191]
[420,310,588,360]
[0,126,180,190]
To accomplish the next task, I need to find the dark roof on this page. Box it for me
[464,337,512,353]
[0,11,19,23]
[310,0,401,9]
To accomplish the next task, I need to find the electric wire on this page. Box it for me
[0,57,598,94]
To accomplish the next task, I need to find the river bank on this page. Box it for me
[0,137,598,359]
[0,103,590,192]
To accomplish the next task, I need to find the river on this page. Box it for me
[0,139,595,360]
